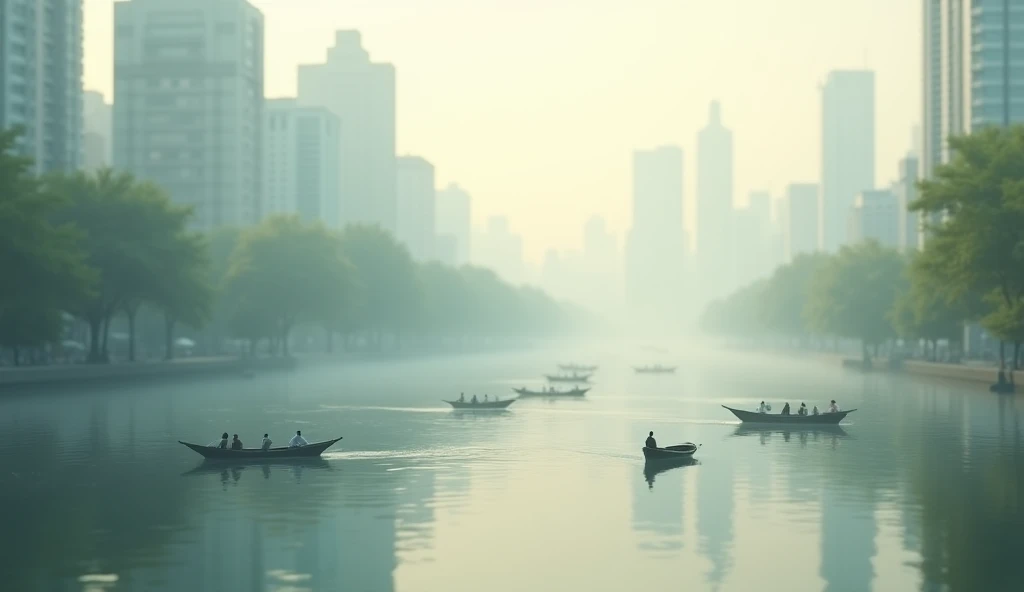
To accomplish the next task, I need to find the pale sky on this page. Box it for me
[85,0,920,264]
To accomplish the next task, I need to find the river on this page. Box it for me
[1,345,1021,591]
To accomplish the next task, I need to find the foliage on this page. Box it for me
[758,253,829,338]
[337,225,421,335]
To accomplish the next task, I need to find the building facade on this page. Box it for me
[785,183,819,262]
[0,0,83,172]
[298,31,396,233]
[396,155,436,261]
[848,189,899,248]
[82,90,111,170]
[894,155,920,252]
[821,70,875,254]
[113,0,264,230]
[263,99,340,226]
[435,183,472,265]
[696,101,734,299]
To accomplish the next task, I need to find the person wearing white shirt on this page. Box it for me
[827,400,840,414]
[288,430,309,448]
[261,433,273,450]
[758,401,768,414]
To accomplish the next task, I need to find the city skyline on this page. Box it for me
[80,0,921,263]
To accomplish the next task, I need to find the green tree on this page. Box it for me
[759,253,829,343]
[806,242,907,362]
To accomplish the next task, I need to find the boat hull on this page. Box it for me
[558,365,597,372]
[513,387,589,397]
[179,437,342,460]
[545,374,592,383]
[642,443,698,460]
[722,405,855,425]
[634,367,677,374]
[444,399,516,409]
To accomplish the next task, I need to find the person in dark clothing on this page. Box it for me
[645,431,657,449]
[230,434,243,450]
[781,402,791,416]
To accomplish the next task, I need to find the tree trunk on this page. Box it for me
[1015,341,1022,370]
[12,346,20,367]
[164,314,176,360]
[100,314,111,360]
[1000,340,1006,369]
[325,328,334,353]
[126,305,138,362]
[87,315,103,364]
[281,324,291,357]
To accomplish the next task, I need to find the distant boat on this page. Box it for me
[722,405,856,425]
[642,442,699,460]
[179,437,342,460]
[513,386,589,397]
[444,398,516,410]
[545,373,592,383]
[558,363,598,373]
[633,365,677,374]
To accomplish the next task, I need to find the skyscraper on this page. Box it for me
[821,70,875,253]
[435,183,472,265]
[263,99,340,226]
[0,0,83,172]
[894,155,920,252]
[83,90,112,171]
[923,0,1024,179]
[625,146,687,329]
[298,31,396,233]
[114,0,264,230]
[475,216,524,285]
[396,156,436,261]
[785,183,819,262]
[696,101,734,299]
[848,189,899,248]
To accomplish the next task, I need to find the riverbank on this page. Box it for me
[838,356,1014,389]
[0,356,297,392]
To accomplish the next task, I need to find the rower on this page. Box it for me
[261,433,273,450]
[812,405,819,416]
[781,402,791,416]
[459,393,465,403]
[645,431,657,449]
[484,394,489,402]
[827,400,840,413]
[289,430,309,447]
[758,401,768,413]
[230,434,243,450]
[211,432,229,449]
[798,403,808,416]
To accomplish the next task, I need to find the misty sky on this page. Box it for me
[85,0,919,263]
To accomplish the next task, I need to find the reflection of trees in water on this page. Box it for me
[911,404,1024,591]
[0,417,195,590]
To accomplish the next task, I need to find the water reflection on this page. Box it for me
[642,458,697,489]
[180,458,333,478]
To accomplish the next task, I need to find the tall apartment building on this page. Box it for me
[0,0,83,172]
[785,183,819,262]
[263,99,340,226]
[82,90,111,170]
[848,189,899,248]
[396,156,436,261]
[113,0,264,230]
[436,183,472,265]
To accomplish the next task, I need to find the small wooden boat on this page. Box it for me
[179,437,342,460]
[545,373,592,383]
[989,382,1015,394]
[558,364,598,372]
[642,443,699,460]
[513,386,589,397]
[444,398,516,410]
[722,405,856,425]
[633,365,677,374]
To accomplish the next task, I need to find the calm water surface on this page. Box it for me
[1,346,1022,591]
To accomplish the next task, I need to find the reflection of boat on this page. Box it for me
[513,386,589,397]
[181,457,332,476]
[732,424,848,438]
[990,382,1015,393]
[642,443,699,460]
[558,364,598,372]
[643,457,698,487]
[179,437,342,459]
[444,398,516,410]
[545,373,592,383]
[722,405,856,425]
[633,365,677,374]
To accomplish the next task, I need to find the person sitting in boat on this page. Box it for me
[781,402,791,416]
[484,394,489,402]
[261,433,273,450]
[798,403,808,416]
[758,401,768,413]
[289,430,309,448]
[645,431,657,449]
[459,393,465,403]
[812,405,819,416]
[471,395,478,404]
[230,434,243,450]
[827,400,840,413]
[211,432,229,449]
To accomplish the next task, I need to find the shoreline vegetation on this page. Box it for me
[1,127,596,370]
[701,125,1024,375]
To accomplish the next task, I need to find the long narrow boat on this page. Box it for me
[179,437,342,460]
[545,373,592,383]
[558,364,598,373]
[722,405,856,425]
[642,443,699,460]
[513,386,589,397]
[634,365,677,374]
[444,398,516,410]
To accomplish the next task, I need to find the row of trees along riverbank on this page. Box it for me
[1,128,593,366]
[701,125,1024,368]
